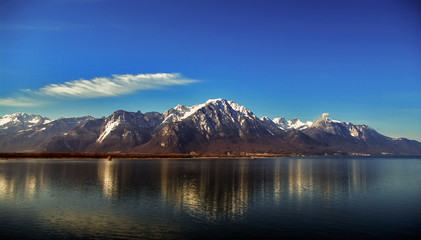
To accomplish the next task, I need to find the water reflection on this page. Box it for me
[287,159,310,199]
[160,158,381,221]
[1,158,421,239]
[0,158,373,215]
[158,158,371,221]
[98,160,118,199]
[0,161,48,201]
[1,159,374,205]
[160,159,250,221]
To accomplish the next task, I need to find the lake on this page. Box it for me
[1,157,420,239]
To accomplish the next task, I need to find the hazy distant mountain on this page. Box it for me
[262,116,313,130]
[302,113,421,155]
[0,113,51,131]
[0,113,93,152]
[1,100,420,155]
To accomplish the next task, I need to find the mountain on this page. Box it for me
[0,113,93,152]
[303,113,421,155]
[0,113,51,130]
[46,110,163,152]
[1,100,420,155]
[135,99,297,154]
[264,116,313,130]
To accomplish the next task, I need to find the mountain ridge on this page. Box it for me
[1,99,420,156]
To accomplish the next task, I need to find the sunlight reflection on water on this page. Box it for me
[1,157,421,239]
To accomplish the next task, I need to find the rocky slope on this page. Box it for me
[1,99,420,155]
[45,110,163,152]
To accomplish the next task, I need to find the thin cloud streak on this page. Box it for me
[0,73,197,106]
[39,73,196,98]
[0,96,48,107]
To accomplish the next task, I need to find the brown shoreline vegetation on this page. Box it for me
[0,152,290,159]
[1,152,418,160]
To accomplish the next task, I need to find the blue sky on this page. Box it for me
[1,0,420,141]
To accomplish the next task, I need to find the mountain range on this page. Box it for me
[1,99,420,156]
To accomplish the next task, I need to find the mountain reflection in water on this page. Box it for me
[0,157,420,239]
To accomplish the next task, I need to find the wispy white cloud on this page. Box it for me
[0,73,197,107]
[39,73,196,98]
[0,96,48,107]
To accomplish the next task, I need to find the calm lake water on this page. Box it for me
[1,157,420,239]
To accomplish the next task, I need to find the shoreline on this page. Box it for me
[0,152,288,159]
[1,152,420,160]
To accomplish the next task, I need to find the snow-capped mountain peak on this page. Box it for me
[270,116,312,130]
[272,117,287,130]
[163,99,256,123]
[319,113,340,123]
[2,103,421,155]
[287,118,313,130]
[260,116,272,123]
[309,113,374,138]
[0,113,51,129]
[223,99,255,119]
[163,103,206,123]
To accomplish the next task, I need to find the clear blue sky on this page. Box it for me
[1,0,420,141]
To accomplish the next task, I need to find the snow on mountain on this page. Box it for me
[3,100,421,155]
[272,117,288,130]
[163,103,206,123]
[320,113,340,123]
[96,119,120,143]
[0,115,18,127]
[345,123,373,139]
[92,110,163,146]
[310,113,348,135]
[224,99,256,119]
[0,114,94,152]
[299,113,421,155]
[136,99,288,154]
[267,116,313,130]
[162,98,261,138]
[307,113,378,140]
[0,113,51,129]
[163,98,256,124]
[287,118,313,130]
[260,116,276,125]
